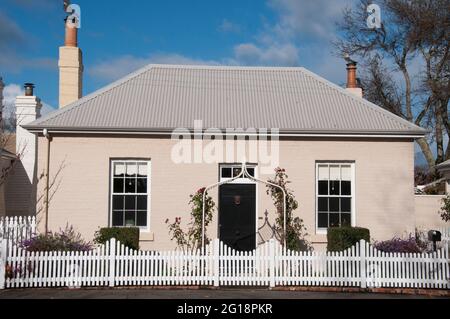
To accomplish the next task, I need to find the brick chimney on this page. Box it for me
[58,12,83,108]
[345,60,363,98]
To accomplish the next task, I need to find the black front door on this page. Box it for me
[219,184,256,252]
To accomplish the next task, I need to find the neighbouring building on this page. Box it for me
[0,82,41,217]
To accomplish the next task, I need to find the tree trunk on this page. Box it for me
[400,66,413,122]
[435,106,445,164]
[416,137,436,169]
[445,142,450,161]
[439,98,450,158]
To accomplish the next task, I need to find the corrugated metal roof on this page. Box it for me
[25,64,426,136]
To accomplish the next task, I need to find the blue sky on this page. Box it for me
[2,0,446,165]
[1,0,357,111]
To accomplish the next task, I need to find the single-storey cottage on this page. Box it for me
[19,22,430,251]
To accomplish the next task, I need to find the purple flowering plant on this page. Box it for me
[373,234,428,254]
[20,224,93,252]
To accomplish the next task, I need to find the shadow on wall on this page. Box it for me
[5,161,36,216]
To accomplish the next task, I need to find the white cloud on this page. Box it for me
[89,44,300,84]
[226,0,356,69]
[268,0,355,41]
[88,53,221,82]
[3,84,23,115]
[218,19,242,34]
[232,43,299,66]
[88,1,360,83]
[89,40,302,84]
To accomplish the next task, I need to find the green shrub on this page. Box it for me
[94,227,140,250]
[439,194,450,222]
[327,227,370,252]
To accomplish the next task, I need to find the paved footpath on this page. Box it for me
[0,288,445,299]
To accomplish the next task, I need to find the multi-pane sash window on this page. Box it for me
[111,161,150,229]
[317,163,354,230]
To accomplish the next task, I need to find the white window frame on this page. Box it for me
[219,163,258,184]
[315,162,356,235]
[110,159,151,232]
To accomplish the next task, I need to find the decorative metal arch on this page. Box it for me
[202,162,286,251]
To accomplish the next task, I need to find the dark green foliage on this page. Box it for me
[94,227,140,250]
[266,168,312,251]
[327,227,370,252]
[439,195,450,222]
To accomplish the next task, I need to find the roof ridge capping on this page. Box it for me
[147,64,307,71]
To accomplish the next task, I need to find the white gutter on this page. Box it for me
[27,129,423,139]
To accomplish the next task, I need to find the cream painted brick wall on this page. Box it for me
[37,136,415,250]
[414,195,449,230]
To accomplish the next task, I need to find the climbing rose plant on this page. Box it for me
[266,168,312,251]
[439,195,450,222]
[166,187,216,253]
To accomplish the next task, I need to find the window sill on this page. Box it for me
[316,226,357,236]
[139,231,155,241]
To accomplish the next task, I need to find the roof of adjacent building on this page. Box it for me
[0,148,16,160]
[25,64,426,136]
[436,160,450,171]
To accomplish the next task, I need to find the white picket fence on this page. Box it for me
[0,217,36,244]
[438,227,450,241]
[1,238,449,290]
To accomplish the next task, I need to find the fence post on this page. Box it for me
[445,239,450,290]
[359,239,367,289]
[0,239,5,290]
[213,239,220,287]
[109,238,116,287]
[269,239,275,288]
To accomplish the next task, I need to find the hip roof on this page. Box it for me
[25,64,426,137]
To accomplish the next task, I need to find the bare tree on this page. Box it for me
[0,123,23,188]
[3,112,17,133]
[334,0,450,169]
[35,160,66,234]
